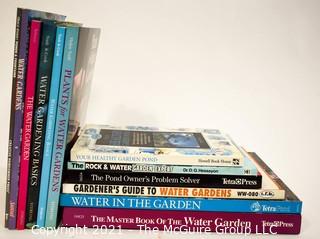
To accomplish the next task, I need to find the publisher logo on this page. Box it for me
[222,178,257,186]
[233,158,240,165]
[250,202,261,212]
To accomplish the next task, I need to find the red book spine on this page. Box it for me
[16,20,42,230]
[62,208,301,235]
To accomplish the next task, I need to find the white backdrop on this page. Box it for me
[0,0,319,238]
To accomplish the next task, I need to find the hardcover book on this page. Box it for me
[37,25,67,228]
[63,171,262,188]
[71,125,245,167]
[45,24,81,228]
[62,208,302,234]
[5,8,22,229]
[60,192,302,214]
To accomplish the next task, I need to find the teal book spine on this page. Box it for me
[36,26,66,228]
[45,26,79,228]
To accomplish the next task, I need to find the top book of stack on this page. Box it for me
[71,125,245,167]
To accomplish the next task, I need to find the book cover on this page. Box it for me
[5,8,22,229]
[67,27,101,145]
[6,8,65,229]
[60,193,302,214]
[25,20,57,229]
[61,26,101,185]
[71,125,244,167]
[37,25,66,228]
[63,171,262,189]
[62,183,285,200]
[16,20,42,230]
[45,25,80,228]
[62,208,302,234]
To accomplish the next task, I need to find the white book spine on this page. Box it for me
[71,150,243,167]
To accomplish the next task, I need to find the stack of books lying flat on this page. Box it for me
[60,125,302,235]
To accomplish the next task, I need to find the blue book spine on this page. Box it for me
[45,26,79,228]
[60,194,302,214]
[36,26,66,228]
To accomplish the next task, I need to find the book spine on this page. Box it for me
[45,26,80,228]
[25,21,57,229]
[62,208,302,234]
[5,8,22,229]
[59,194,302,214]
[64,171,262,189]
[67,161,258,175]
[8,9,30,229]
[37,26,66,228]
[62,183,285,200]
[71,150,244,167]
[16,20,42,230]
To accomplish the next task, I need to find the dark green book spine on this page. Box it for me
[26,20,57,228]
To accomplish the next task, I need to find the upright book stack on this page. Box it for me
[5,8,100,229]
[60,125,302,235]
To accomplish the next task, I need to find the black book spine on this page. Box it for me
[5,8,22,228]
[25,21,57,228]
[64,171,262,189]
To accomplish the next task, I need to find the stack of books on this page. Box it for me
[5,8,302,235]
[60,125,302,234]
[5,8,100,230]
